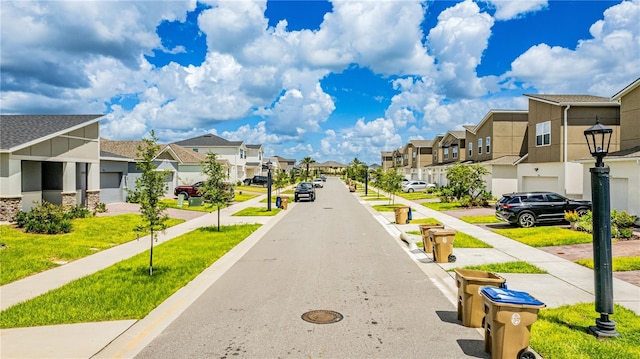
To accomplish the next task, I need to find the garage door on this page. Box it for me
[100,172,125,203]
[522,176,559,193]
[611,177,629,212]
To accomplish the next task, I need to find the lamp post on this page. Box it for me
[583,116,619,338]
[266,160,273,211]
[364,164,369,197]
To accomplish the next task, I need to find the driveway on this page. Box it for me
[98,202,208,221]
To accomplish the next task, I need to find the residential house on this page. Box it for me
[380,151,394,171]
[406,139,434,180]
[0,115,103,221]
[173,134,249,184]
[245,144,265,178]
[312,160,347,175]
[427,131,468,186]
[465,110,529,196]
[580,78,640,219]
[425,134,445,185]
[273,155,297,173]
[520,94,620,198]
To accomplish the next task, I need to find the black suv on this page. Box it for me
[294,182,316,202]
[496,192,591,228]
[243,175,268,186]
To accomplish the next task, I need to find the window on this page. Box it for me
[486,137,491,153]
[468,143,473,157]
[192,148,198,152]
[412,150,416,159]
[452,146,458,159]
[444,148,449,159]
[239,149,244,159]
[478,139,483,154]
[536,121,551,146]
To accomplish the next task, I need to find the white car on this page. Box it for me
[401,180,435,193]
[312,178,324,188]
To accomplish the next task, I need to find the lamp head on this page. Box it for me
[584,116,612,167]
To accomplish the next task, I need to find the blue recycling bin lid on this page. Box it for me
[480,287,544,306]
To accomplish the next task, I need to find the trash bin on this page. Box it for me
[188,197,203,206]
[419,224,444,254]
[276,196,282,208]
[430,229,457,263]
[393,206,410,224]
[481,287,546,359]
[455,269,506,328]
[281,196,289,210]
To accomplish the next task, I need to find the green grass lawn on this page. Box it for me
[160,199,212,212]
[372,204,408,212]
[233,193,260,202]
[459,215,501,224]
[493,227,593,247]
[235,185,268,194]
[397,191,439,200]
[531,303,640,359]
[454,261,547,274]
[0,224,261,328]
[422,202,465,211]
[232,207,281,216]
[453,232,492,248]
[575,256,640,271]
[0,215,184,285]
[410,218,442,225]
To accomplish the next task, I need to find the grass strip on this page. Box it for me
[410,218,442,225]
[232,207,281,216]
[372,204,408,212]
[0,215,184,285]
[575,256,640,271]
[493,227,592,247]
[422,202,464,211]
[160,199,211,212]
[0,224,261,329]
[459,215,501,224]
[531,303,640,359]
[453,232,492,248]
[397,192,439,200]
[453,261,547,274]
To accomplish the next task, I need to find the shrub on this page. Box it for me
[612,210,637,229]
[67,206,91,219]
[618,228,634,239]
[564,210,580,222]
[15,202,73,234]
[125,189,141,203]
[94,202,108,214]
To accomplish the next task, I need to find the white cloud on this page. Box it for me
[484,0,548,21]
[504,0,640,95]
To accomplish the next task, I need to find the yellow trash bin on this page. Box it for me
[281,196,288,210]
[393,206,410,224]
[481,287,545,359]
[419,224,444,254]
[454,269,506,328]
[430,229,457,263]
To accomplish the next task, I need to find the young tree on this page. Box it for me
[446,163,490,203]
[199,152,234,232]
[273,169,289,195]
[382,168,404,204]
[371,167,385,199]
[135,130,170,276]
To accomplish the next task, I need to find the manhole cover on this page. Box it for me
[301,310,343,324]
[323,207,333,210]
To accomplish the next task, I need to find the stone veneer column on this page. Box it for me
[61,192,77,208]
[0,196,22,222]
[85,190,101,212]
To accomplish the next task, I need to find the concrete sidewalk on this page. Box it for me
[1,184,638,358]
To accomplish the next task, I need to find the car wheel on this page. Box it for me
[577,208,589,216]
[408,188,414,193]
[518,212,535,228]
[180,192,189,199]
[294,197,298,202]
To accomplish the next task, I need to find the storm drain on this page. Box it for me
[301,310,343,324]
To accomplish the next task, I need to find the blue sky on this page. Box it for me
[1,0,639,165]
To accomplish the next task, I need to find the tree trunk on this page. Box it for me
[149,229,154,276]
[217,206,221,232]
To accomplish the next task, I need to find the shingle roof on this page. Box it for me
[100,139,206,164]
[524,94,615,104]
[409,139,434,147]
[0,114,103,151]
[608,145,640,158]
[163,143,207,164]
[173,134,243,147]
[477,155,523,165]
[246,144,262,149]
[314,160,347,167]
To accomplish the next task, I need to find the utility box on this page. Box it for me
[455,269,506,328]
[481,287,545,359]
[430,229,457,262]
[419,224,444,254]
[393,206,410,224]
[188,197,203,206]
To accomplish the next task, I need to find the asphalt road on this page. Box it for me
[135,177,488,359]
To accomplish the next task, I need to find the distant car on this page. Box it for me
[312,178,324,188]
[243,175,268,187]
[174,182,234,201]
[495,192,591,228]
[401,180,435,193]
[294,182,316,202]
[321,175,327,182]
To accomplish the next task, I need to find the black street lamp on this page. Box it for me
[364,164,369,197]
[266,160,273,211]
[583,116,619,338]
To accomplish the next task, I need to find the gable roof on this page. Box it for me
[161,143,207,164]
[612,77,640,100]
[246,144,263,150]
[173,133,243,147]
[100,139,206,164]
[0,114,103,152]
[524,94,617,105]
[409,139,434,147]
[468,109,528,135]
[313,160,347,168]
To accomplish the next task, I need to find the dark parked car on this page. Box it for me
[174,182,234,201]
[496,192,591,228]
[243,175,268,186]
[294,182,316,202]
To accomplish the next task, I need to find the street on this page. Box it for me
[136,177,487,358]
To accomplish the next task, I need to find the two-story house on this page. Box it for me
[519,94,620,198]
[579,78,640,219]
[245,144,265,179]
[273,155,297,173]
[465,110,529,196]
[406,139,434,180]
[173,134,249,184]
[380,151,394,171]
[425,134,445,185]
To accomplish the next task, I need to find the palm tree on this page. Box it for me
[300,157,315,181]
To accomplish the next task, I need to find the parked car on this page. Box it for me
[312,178,324,188]
[294,182,316,202]
[401,180,435,193]
[243,175,268,186]
[321,175,327,182]
[174,182,234,201]
[495,191,591,228]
